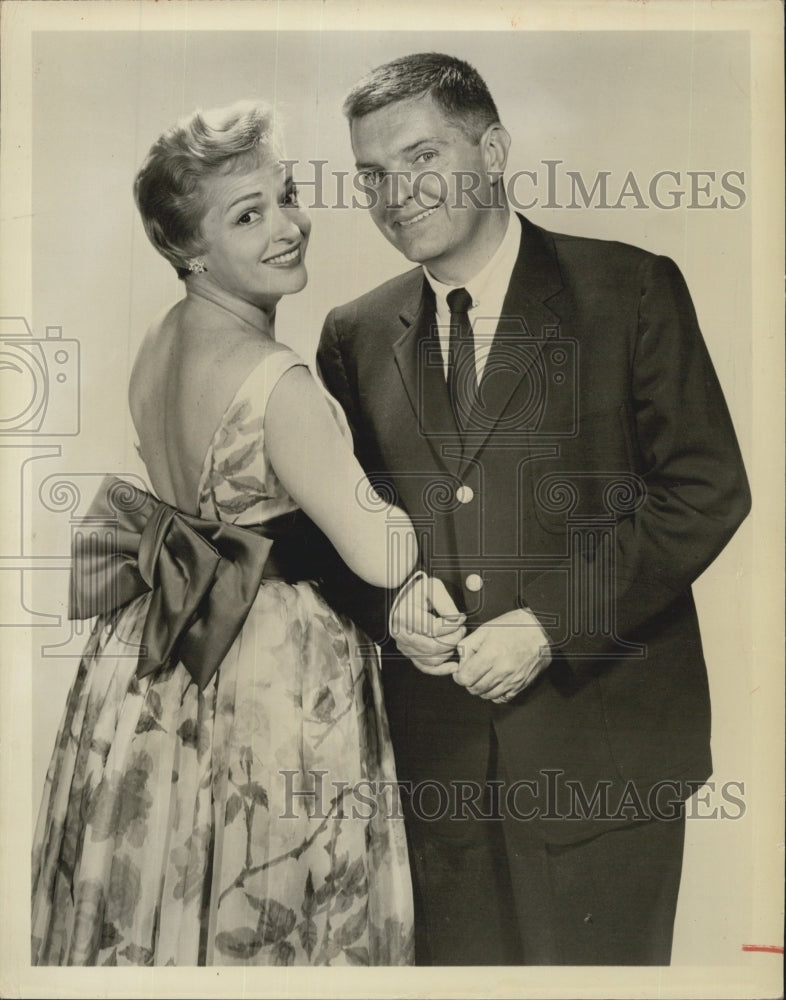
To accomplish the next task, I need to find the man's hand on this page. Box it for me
[390,573,466,675]
[453,608,551,702]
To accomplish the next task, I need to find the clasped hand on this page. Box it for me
[389,574,551,702]
[389,572,466,675]
[453,608,551,703]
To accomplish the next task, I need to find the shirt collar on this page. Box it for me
[423,210,521,312]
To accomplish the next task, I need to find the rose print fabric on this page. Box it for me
[31,348,414,966]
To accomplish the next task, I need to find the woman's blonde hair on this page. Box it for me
[134,100,284,278]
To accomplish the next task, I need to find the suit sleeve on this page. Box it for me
[312,309,394,643]
[522,253,751,670]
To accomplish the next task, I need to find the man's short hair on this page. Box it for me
[343,53,501,143]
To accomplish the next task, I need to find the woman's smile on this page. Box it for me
[262,244,303,266]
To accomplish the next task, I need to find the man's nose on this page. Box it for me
[382,170,414,208]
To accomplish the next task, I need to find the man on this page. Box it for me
[316,53,750,966]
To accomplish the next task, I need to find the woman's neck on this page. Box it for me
[185,274,276,338]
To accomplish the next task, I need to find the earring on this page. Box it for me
[187,258,206,274]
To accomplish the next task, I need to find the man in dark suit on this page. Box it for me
[316,52,750,966]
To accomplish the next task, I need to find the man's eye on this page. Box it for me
[359,169,385,188]
[282,185,299,207]
[237,209,261,225]
[414,151,437,165]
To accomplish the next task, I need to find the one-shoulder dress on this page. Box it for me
[31,345,414,966]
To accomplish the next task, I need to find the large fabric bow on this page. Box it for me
[69,476,275,690]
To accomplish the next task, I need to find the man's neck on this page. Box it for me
[426,206,511,287]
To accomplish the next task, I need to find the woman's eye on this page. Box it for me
[237,209,261,225]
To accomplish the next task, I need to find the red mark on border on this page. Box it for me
[742,944,784,954]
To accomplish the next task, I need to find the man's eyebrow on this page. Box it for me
[401,136,443,156]
[355,137,444,169]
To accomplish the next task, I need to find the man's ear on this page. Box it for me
[481,123,511,182]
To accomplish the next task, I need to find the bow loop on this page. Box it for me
[69,476,274,689]
[138,501,177,589]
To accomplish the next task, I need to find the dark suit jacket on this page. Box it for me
[316,214,750,842]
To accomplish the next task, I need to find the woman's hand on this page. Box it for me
[389,573,466,674]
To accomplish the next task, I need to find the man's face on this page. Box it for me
[350,93,509,285]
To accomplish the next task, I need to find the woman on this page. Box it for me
[31,100,419,966]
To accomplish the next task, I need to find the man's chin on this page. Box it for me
[393,238,436,266]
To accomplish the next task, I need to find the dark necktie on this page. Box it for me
[446,286,476,433]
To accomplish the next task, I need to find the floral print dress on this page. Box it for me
[31,347,414,966]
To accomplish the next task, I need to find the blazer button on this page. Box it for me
[465,573,484,592]
[456,484,474,504]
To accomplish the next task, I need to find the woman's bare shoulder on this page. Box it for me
[129,300,271,412]
[130,298,296,454]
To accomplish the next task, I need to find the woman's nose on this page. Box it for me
[270,205,308,242]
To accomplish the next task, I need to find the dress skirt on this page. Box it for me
[31,579,414,966]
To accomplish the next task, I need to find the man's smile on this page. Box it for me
[396,205,440,228]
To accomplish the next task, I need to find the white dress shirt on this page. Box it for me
[423,211,522,384]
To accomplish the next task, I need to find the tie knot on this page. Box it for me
[447,287,473,315]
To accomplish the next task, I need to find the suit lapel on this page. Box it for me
[389,217,565,478]
[459,216,564,474]
[393,277,464,475]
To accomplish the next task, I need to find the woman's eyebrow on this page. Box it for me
[227,190,265,210]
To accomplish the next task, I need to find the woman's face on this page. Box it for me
[196,158,310,311]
